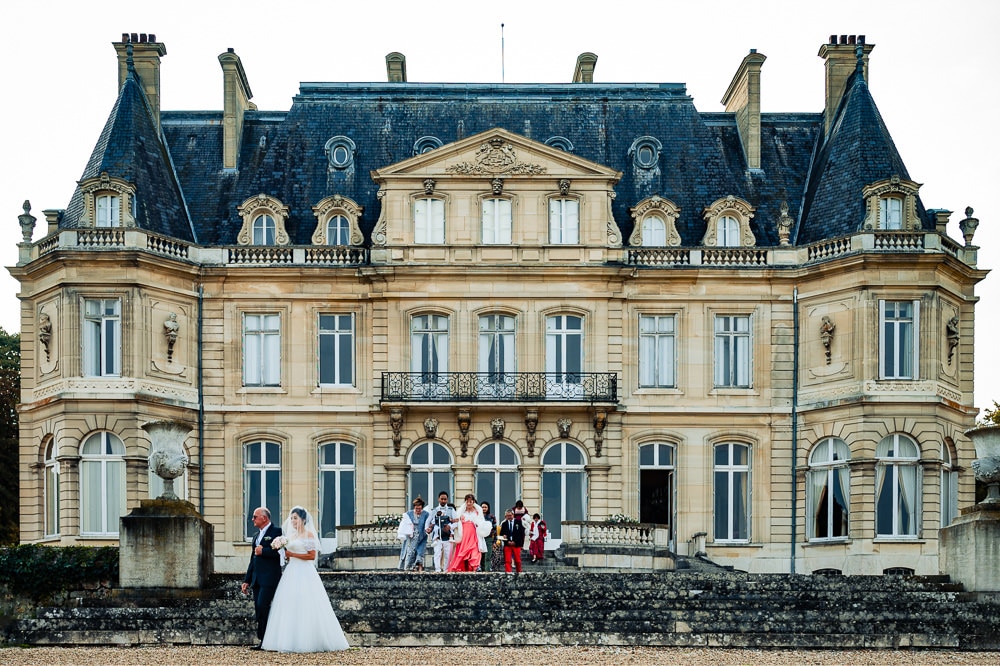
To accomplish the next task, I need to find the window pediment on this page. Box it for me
[701,195,756,247]
[237,194,290,246]
[311,194,364,245]
[629,195,681,246]
[862,176,922,231]
[78,172,135,228]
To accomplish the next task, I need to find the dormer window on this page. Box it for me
[95,194,120,228]
[629,196,681,247]
[78,172,135,228]
[549,198,579,245]
[311,194,363,246]
[863,176,922,231]
[325,136,356,170]
[327,216,350,245]
[629,136,662,170]
[482,198,512,244]
[643,215,667,246]
[414,197,445,244]
[701,196,756,247]
[237,194,290,246]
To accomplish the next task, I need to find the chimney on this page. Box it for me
[818,34,874,134]
[721,49,766,170]
[113,33,167,130]
[386,52,407,82]
[218,48,255,170]
[572,53,598,83]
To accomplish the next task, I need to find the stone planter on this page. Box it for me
[964,424,1000,505]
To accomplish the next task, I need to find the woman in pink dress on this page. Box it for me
[447,494,485,572]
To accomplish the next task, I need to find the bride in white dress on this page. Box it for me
[261,506,350,653]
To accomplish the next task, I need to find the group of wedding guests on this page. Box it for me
[397,492,547,574]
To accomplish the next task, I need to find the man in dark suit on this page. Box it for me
[498,508,526,573]
[241,506,283,648]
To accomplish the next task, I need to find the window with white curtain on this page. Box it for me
[83,298,121,377]
[714,442,750,542]
[244,440,281,539]
[639,314,675,388]
[318,314,354,387]
[95,194,121,228]
[326,215,351,245]
[479,314,515,397]
[875,434,919,537]
[414,198,445,244]
[807,438,851,540]
[714,314,751,388]
[243,313,281,387]
[549,199,579,244]
[940,443,958,527]
[546,314,583,397]
[880,197,903,230]
[80,432,126,536]
[879,300,919,379]
[716,215,740,247]
[411,314,449,388]
[641,214,667,246]
[44,438,60,537]
[482,198,512,244]
[252,214,276,245]
[318,442,356,539]
[475,442,520,517]
[408,442,454,505]
[541,441,587,540]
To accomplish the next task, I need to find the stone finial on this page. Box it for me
[38,312,52,362]
[19,200,36,243]
[820,315,836,365]
[947,314,960,364]
[776,201,793,246]
[163,312,179,363]
[959,207,979,246]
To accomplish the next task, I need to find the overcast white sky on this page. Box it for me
[1,0,998,408]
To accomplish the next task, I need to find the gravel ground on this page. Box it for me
[2,646,1000,665]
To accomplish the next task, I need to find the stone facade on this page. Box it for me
[9,33,986,576]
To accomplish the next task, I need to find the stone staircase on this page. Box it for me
[3,571,999,649]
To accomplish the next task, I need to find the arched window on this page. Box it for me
[876,434,919,537]
[244,440,281,539]
[413,136,443,155]
[807,438,851,540]
[475,442,520,516]
[940,442,958,527]
[641,214,667,247]
[318,442,356,541]
[716,216,740,247]
[44,438,60,537]
[714,442,750,542]
[252,214,275,245]
[80,432,126,536]
[638,443,675,537]
[148,445,189,501]
[326,215,350,246]
[541,441,587,541]
[408,442,454,504]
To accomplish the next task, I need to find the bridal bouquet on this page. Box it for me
[270,536,289,550]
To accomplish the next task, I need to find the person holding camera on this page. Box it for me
[426,491,457,572]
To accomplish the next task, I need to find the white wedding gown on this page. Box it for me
[261,534,350,652]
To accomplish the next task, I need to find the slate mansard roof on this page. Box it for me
[62,52,929,249]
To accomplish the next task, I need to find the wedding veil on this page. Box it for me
[281,505,322,568]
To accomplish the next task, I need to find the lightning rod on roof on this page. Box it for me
[501,23,505,83]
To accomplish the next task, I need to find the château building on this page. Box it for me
[10,32,986,574]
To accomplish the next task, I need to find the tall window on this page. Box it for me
[642,214,667,246]
[638,442,675,532]
[252,214,275,245]
[319,314,354,387]
[541,442,587,540]
[639,314,676,388]
[414,198,445,244]
[244,440,281,539]
[807,438,851,540]
[482,198,512,244]
[941,443,958,527]
[408,442,453,504]
[83,298,121,377]
[318,442,356,539]
[411,314,449,385]
[546,315,583,389]
[80,432,126,536]
[476,442,520,517]
[326,215,351,245]
[95,194,121,228]
[549,199,579,244]
[479,314,515,397]
[714,442,750,542]
[44,439,60,537]
[880,197,903,230]
[243,313,280,387]
[714,314,750,388]
[880,300,918,379]
[716,216,740,247]
[875,434,919,538]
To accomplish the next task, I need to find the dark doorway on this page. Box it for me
[640,468,673,527]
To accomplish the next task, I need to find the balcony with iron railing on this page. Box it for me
[380,372,618,403]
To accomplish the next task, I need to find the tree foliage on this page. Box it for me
[0,327,20,545]
[980,400,1000,426]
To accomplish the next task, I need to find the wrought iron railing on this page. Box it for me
[381,372,618,402]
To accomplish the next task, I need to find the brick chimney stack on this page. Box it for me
[113,33,167,131]
[721,49,766,170]
[818,34,874,135]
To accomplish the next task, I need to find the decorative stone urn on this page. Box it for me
[965,424,1000,504]
[142,420,192,500]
